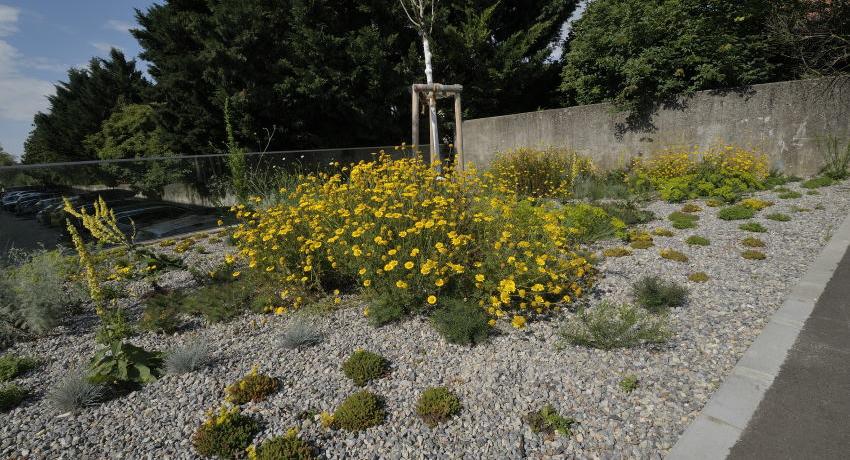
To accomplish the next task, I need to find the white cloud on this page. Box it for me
[105,19,133,34]
[0,4,19,37]
[91,41,124,54]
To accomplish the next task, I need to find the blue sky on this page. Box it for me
[0,1,157,159]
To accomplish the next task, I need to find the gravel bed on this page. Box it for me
[1,180,849,459]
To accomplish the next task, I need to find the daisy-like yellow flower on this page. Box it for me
[511,315,527,329]
[475,274,485,282]
[396,280,408,289]
[426,295,437,305]
[404,261,415,270]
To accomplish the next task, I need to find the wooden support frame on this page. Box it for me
[410,83,464,171]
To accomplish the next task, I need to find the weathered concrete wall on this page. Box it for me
[463,77,850,176]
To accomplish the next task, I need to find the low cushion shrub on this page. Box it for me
[192,406,260,459]
[717,205,756,220]
[685,235,710,246]
[416,387,462,427]
[0,355,39,382]
[596,201,655,225]
[739,222,767,233]
[0,383,28,412]
[739,198,773,211]
[342,350,389,386]
[802,176,833,189]
[632,276,688,312]
[688,272,710,283]
[619,374,639,393]
[741,237,765,247]
[766,213,791,222]
[778,191,802,199]
[602,247,632,257]
[681,203,701,213]
[431,298,490,346]
[652,228,674,237]
[525,405,576,437]
[660,249,689,262]
[742,250,767,260]
[248,431,316,460]
[225,367,279,404]
[332,391,386,431]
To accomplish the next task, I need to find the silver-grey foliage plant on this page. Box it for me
[164,342,211,375]
[47,372,103,413]
[281,319,324,349]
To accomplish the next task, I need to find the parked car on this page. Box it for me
[2,192,50,211]
[135,214,220,240]
[114,205,190,235]
[14,193,61,215]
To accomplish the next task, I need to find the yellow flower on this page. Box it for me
[487,319,497,327]
[232,271,241,278]
[404,261,415,270]
[475,274,485,282]
[384,260,398,271]
[396,280,408,289]
[363,279,372,287]
[511,315,527,329]
[426,295,437,305]
[274,306,286,315]
[435,278,445,287]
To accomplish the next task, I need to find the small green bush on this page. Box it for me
[742,237,766,247]
[778,191,803,199]
[807,190,821,195]
[668,211,698,229]
[139,291,185,333]
[681,203,701,213]
[249,432,316,460]
[602,247,632,257]
[705,198,723,207]
[0,354,39,382]
[630,240,654,249]
[561,203,626,243]
[619,374,639,393]
[225,367,279,404]
[192,406,260,459]
[0,383,27,411]
[685,235,710,246]
[596,201,655,225]
[525,405,576,437]
[367,295,405,326]
[416,387,462,427]
[660,249,689,262]
[333,391,386,431]
[632,276,688,313]
[766,213,791,222]
[652,228,674,237]
[717,205,756,220]
[342,350,389,386]
[559,302,671,350]
[431,298,489,346]
[688,272,710,283]
[739,222,767,233]
[570,173,634,201]
[181,281,253,323]
[742,250,767,260]
[802,176,833,189]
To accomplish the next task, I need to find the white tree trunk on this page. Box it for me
[422,35,440,164]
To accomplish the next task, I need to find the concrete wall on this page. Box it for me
[462,77,850,177]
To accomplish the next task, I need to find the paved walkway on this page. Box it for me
[728,246,850,459]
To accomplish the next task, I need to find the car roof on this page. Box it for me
[138,214,218,236]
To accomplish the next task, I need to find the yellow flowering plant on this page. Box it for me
[489,147,595,199]
[231,151,596,326]
[631,145,769,202]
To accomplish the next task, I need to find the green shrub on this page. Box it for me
[652,228,674,237]
[668,211,698,229]
[739,198,773,211]
[490,147,593,198]
[630,240,654,249]
[802,176,833,189]
[88,341,163,387]
[619,374,639,393]
[0,249,86,335]
[561,203,626,243]
[559,302,671,350]
[792,205,811,212]
[705,198,723,207]
[764,172,791,189]
[570,173,634,201]
[416,387,462,427]
[332,391,386,431]
[249,432,316,460]
[225,367,278,404]
[0,354,39,382]
[717,205,755,220]
[739,222,767,233]
[766,213,791,222]
[181,281,253,323]
[524,404,576,437]
[660,249,689,262]
[632,276,688,313]
[367,294,406,326]
[681,203,701,213]
[192,406,260,459]
[778,191,802,199]
[0,383,27,412]
[431,298,489,346]
[807,190,820,195]
[685,235,710,246]
[342,350,389,386]
[742,237,766,247]
[602,247,632,257]
[139,291,185,333]
[688,272,710,283]
[742,250,767,260]
[596,201,655,225]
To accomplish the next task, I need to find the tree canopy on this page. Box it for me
[22,49,150,165]
[560,0,794,119]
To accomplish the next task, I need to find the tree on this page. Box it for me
[560,0,793,122]
[133,1,578,156]
[769,0,850,78]
[22,49,150,166]
[84,103,182,199]
[0,144,14,166]
[400,0,441,158]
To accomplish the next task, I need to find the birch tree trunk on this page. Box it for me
[421,35,440,164]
